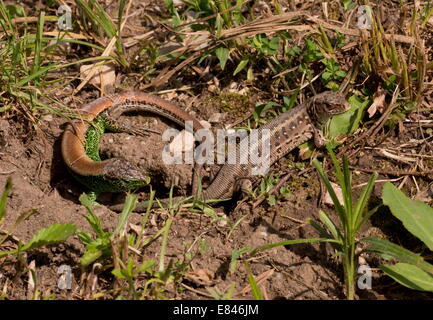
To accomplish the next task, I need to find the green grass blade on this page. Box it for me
[326,144,344,189]
[230,237,339,274]
[76,0,116,37]
[230,247,253,274]
[113,193,138,237]
[17,56,113,86]
[312,158,347,225]
[158,218,173,272]
[0,0,15,35]
[318,210,343,242]
[0,177,12,223]
[354,172,378,230]
[307,218,334,239]
[32,11,44,81]
[244,261,263,300]
[342,155,353,222]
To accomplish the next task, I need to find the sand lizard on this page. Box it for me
[61,91,349,210]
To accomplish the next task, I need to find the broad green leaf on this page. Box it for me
[215,47,229,70]
[382,182,433,251]
[363,237,433,274]
[328,94,370,138]
[381,263,433,292]
[0,224,77,258]
[20,224,77,251]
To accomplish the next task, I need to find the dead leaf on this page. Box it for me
[367,92,386,118]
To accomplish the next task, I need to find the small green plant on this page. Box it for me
[363,183,433,292]
[321,58,347,87]
[228,147,378,300]
[0,178,77,259]
[78,190,186,299]
[77,193,140,267]
[111,258,157,299]
[310,146,378,299]
[250,34,280,56]
[243,173,280,207]
[303,38,324,63]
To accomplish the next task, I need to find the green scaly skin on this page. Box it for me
[70,116,149,199]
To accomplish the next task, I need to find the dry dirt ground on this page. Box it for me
[1,91,431,300]
[0,0,432,300]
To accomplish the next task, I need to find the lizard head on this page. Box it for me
[102,158,149,188]
[307,91,350,126]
